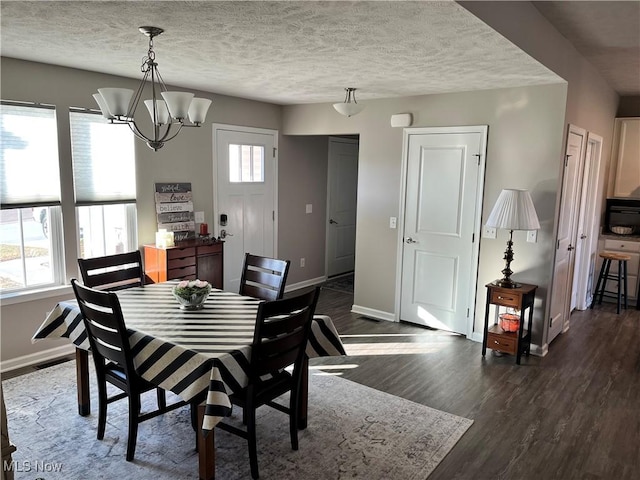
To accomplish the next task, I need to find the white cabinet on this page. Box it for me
[598,238,640,300]
[612,118,640,199]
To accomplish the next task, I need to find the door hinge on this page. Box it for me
[474,153,481,165]
[467,308,470,318]
[272,211,275,221]
[273,147,277,158]
[549,317,553,328]
[472,233,475,243]
[565,154,571,167]
[557,239,560,249]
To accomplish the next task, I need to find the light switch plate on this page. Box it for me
[195,211,205,223]
[482,225,497,239]
[527,230,538,243]
[306,204,312,214]
[389,217,397,229]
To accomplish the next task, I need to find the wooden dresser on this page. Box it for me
[143,240,224,289]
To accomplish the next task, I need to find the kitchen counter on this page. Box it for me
[600,233,640,241]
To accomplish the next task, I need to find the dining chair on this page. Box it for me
[71,279,188,461]
[77,251,145,291]
[216,286,321,479]
[239,253,291,301]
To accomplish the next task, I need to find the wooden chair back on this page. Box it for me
[251,287,320,380]
[78,251,144,291]
[239,253,290,301]
[71,279,137,381]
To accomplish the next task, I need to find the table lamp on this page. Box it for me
[486,189,540,288]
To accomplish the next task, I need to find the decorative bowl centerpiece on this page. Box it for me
[172,279,211,310]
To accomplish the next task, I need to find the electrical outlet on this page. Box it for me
[300,258,305,267]
[482,225,497,239]
[305,204,312,214]
[389,217,397,229]
[527,230,538,243]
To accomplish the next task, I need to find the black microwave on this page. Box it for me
[605,198,640,234]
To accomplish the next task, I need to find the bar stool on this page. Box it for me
[590,251,630,314]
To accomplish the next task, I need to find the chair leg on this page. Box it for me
[290,383,300,451]
[96,377,108,440]
[617,262,622,314]
[591,259,607,309]
[126,394,141,461]
[157,388,166,410]
[246,401,259,479]
[623,260,628,310]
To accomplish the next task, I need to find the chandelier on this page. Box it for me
[333,88,365,117]
[92,26,212,151]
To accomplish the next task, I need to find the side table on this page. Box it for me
[482,282,537,365]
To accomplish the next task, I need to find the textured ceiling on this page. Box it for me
[1,1,563,105]
[534,1,640,96]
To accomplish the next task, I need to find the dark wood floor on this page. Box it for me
[6,287,639,478]
[311,287,640,480]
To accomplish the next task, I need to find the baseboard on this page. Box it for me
[469,331,484,343]
[529,343,548,357]
[285,275,327,293]
[0,344,75,373]
[351,305,395,322]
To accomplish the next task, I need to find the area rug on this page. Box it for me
[323,273,354,294]
[2,361,472,479]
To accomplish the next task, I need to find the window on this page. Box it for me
[0,102,64,292]
[69,111,137,259]
[229,144,264,182]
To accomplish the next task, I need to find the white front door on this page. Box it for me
[326,137,359,277]
[548,125,586,343]
[400,126,486,335]
[214,125,277,293]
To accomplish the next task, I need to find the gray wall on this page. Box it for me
[0,58,283,366]
[283,84,568,348]
[278,136,329,285]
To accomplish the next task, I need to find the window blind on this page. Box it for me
[70,111,136,205]
[0,102,61,208]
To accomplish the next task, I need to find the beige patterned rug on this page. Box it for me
[2,361,472,479]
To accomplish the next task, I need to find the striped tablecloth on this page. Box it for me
[32,282,346,433]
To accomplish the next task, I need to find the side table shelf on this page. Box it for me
[482,282,537,365]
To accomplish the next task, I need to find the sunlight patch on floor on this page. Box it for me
[344,342,448,356]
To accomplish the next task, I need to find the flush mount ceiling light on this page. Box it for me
[333,87,365,117]
[92,26,212,151]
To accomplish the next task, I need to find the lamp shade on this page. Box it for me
[161,91,194,120]
[333,102,365,117]
[486,189,540,230]
[144,99,170,125]
[97,88,134,117]
[188,98,212,124]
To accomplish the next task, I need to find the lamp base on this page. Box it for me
[493,278,522,289]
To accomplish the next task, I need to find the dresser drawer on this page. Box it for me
[604,239,640,252]
[167,247,196,259]
[167,265,197,280]
[489,289,521,308]
[197,243,222,256]
[487,332,517,355]
[167,256,196,269]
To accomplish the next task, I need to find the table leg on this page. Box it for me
[298,356,309,430]
[197,404,215,480]
[75,348,90,416]
[482,294,491,356]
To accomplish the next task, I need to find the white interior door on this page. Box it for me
[214,126,277,292]
[326,137,358,277]
[572,133,603,310]
[548,125,586,343]
[400,127,486,335]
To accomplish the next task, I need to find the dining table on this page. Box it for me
[32,281,346,480]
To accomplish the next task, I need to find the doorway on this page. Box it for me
[326,136,359,278]
[398,126,487,336]
[213,124,278,292]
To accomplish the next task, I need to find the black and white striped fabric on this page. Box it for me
[32,282,346,433]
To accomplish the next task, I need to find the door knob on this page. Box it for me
[329,219,339,224]
[567,244,574,251]
[406,237,418,244]
[219,229,234,239]
[580,234,587,239]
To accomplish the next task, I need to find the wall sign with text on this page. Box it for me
[154,182,195,241]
